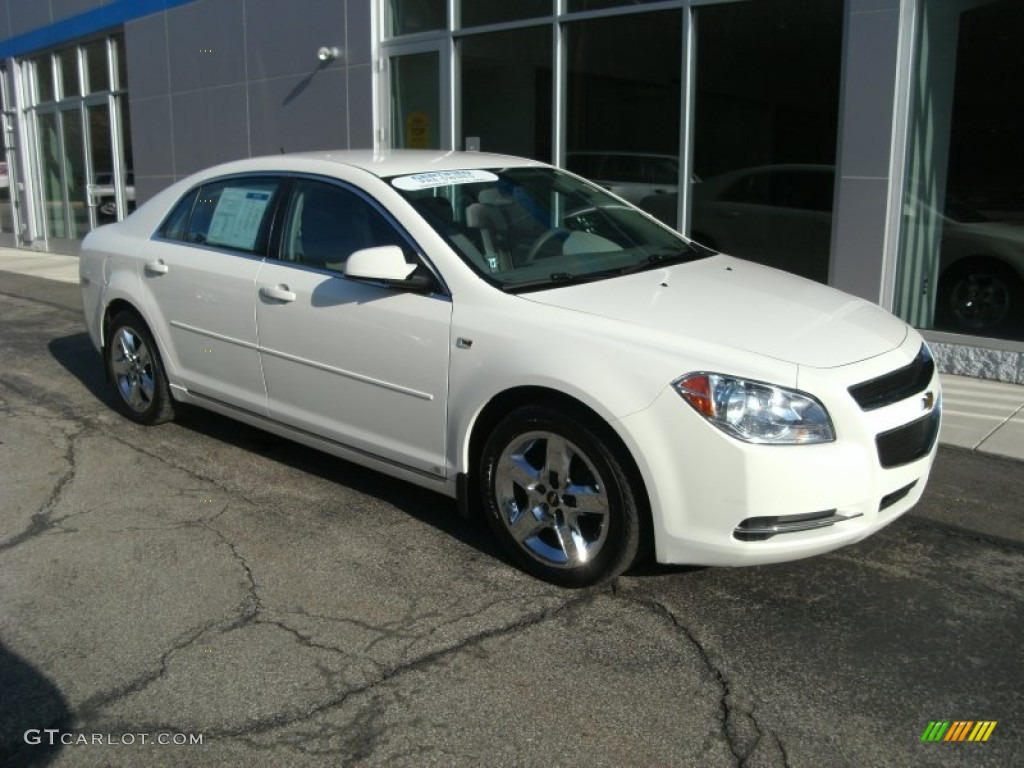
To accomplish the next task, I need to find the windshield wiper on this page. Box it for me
[501,246,707,293]
[613,246,706,276]
[501,271,613,293]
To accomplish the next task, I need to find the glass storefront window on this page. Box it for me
[36,57,55,103]
[897,0,1024,342]
[0,67,15,239]
[460,1,550,28]
[38,112,67,239]
[568,1,661,11]
[565,10,681,215]
[390,52,441,149]
[28,34,134,246]
[61,109,89,238]
[85,39,108,94]
[88,104,116,225]
[58,48,80,99]
[460,27,552,160]
[387,0,446,37]
[690,0,842,284]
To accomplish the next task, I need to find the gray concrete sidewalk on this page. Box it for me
[2,246,1022,462]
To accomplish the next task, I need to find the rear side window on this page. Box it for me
[186,178,281,252]
[158,176,283,253]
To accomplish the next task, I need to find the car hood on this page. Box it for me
[522,255,908,369]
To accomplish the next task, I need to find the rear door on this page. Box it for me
[142,175,285,414]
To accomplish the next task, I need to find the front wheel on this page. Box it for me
[105,311,176,425]
[480,406,644,587]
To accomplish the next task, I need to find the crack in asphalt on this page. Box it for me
[74,620,225,722]
[612,586,785,768]
[0,422,84,555]
[0,371,265,512]
[221,590,595,748]
[80,590,597,752]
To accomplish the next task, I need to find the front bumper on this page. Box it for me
[616,335,940,567]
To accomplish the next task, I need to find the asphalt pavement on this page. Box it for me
[0,266,1021,767]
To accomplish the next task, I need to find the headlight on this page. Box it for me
[673,373,835,444]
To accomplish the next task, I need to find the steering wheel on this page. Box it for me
[523,228,572,264]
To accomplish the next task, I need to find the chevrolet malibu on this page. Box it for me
[80,151,941,587]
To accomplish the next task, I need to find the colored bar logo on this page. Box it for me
[921,721,997,742]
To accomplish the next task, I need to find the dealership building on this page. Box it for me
[0,0,1021,381]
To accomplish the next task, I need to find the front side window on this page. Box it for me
[184,178,281,253]
[279,179,408,273]
[390,166,706,292]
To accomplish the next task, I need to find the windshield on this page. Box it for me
[388,166,708,292]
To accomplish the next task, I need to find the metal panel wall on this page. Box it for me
[124,0,375,204]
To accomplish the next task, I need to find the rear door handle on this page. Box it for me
[145,259,169,275]
[259,285,296,303]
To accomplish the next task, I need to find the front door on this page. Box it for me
[255,179,451,476]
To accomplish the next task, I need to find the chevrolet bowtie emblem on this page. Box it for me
[922,391,936,412]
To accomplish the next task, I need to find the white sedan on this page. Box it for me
[80,151,941,587]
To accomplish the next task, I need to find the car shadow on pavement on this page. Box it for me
[47,332,505,568]
[47,332,112,410]
[0,647,71,767]
[174,405,503,558]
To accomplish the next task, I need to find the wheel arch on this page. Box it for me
[102,297,146,349]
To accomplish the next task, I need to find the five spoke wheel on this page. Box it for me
[494,431,610,569]
[481,406,644,587]
[110,326,158,414]
[105,311,176,425]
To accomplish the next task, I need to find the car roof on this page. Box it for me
[194,150,547,181]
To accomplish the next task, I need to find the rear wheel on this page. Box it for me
[480,406,643,587]
[105,311,176,425]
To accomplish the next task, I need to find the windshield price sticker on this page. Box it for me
[392,170,498,191]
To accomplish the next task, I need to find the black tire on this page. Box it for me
[936,258,1024,335]
[479,405,644,588]
[105,310,177,425]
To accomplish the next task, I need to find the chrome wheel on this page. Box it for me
[949,272,1012,330]
[110,326,157,413]
[105,311,176,425]
[494,430,610,569]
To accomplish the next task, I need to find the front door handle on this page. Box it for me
[144,259,169,275]
[259,285,296,303]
